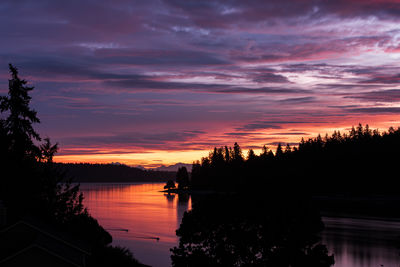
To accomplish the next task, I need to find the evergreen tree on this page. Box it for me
[247,149,256,161]
[164,180,176,190]
[224,146,231,163]
[0,65,142,265]
[232,142,243,162]
[285,144,292,154]
[0,65,86,224]
[0,120,8,162]
[176,167,189,189]
[0,64,41,161]
[40,137,58,163]
[275,143,283,158]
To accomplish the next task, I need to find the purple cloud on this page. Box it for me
[1,0,400,164]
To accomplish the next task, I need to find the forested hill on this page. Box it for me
[190,124,400,195]
[56,163,176,183]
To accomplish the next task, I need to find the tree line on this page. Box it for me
[170,124,400,266]
[58,163,176,183]
[189,124,400,194]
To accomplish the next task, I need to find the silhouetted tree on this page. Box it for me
[0,65,43,210]
[232,142,244,162]
[247,149,257,162]
[188,123,400,195]
[285,143,292,154]
[171,195,334,267]
[275,143,283,158]
[0,65,143,265]
[40,137,58,163]
[0,64,41,161]
[164,179,176,190]
[0,120,8,164]
[0,65,84,219]
[224,146,231,162]
[260,145,268,159]
[176,167,189,189]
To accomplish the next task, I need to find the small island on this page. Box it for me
[162,166,190,193]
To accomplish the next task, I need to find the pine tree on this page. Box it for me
[176,167,189,189]
[0,64,41,161]
[247,149,256,161]
[233,142,243,162]
[285,144,292,154]
[0,65,85,222]
[275,143,283,158]
[40,138,59,163]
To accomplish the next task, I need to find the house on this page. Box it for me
[0,220,91,267]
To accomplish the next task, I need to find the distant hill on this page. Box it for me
[153,163,192,172]
[56,163,176,183]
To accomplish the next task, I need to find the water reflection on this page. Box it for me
[322,216,400,267]
[163,192,190,229]
[164,192,175,203]
[171,194,334,267]
[80,183,191,267]
[177,193,190,230]
[80,183,400,267]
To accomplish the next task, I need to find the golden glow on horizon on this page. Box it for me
[54,150,210,168]
[55,118,400,167]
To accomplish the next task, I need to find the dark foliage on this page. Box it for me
[0,65,141,266]
[191,124,400,194]
[176,166,189,189]
[171,194,334,267]
[0,65,84,220]
[0,64,41,161]
[164,179,176,189]
[57,163,176,182]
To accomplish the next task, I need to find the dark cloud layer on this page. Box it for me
[347,107,400,114]
[346,89,400,102]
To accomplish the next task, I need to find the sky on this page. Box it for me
[1,0,400,167]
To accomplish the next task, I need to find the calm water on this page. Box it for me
[80,183,400,267]
[323,216,400,267]
[80,183,191,267]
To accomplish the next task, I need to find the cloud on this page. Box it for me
[2,0,400,164]
[224,132,264,136]
[361,74,400,84]
[267,142,299,146]
[251,72,289,83]
[278,97,316,104]
[164,0,400,29]
[236,120,332,133]
[347,107,400,114]
[235,122,283,131]
[216,87,308,95]
[58,130,207,152]
[270,132,310,135]
[345,89,400,102]
[94,48,229,66]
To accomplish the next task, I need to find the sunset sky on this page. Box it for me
[1,0,400,167]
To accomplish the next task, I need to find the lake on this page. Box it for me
[80,183,400,267]
[80,183,190,267]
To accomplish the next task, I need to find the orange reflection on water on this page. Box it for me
[79,183,191,267]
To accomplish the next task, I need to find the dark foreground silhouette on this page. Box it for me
[168,115,400,265]
[190,125,400,197]
[0,65,145,266]
[171,194,334,267]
